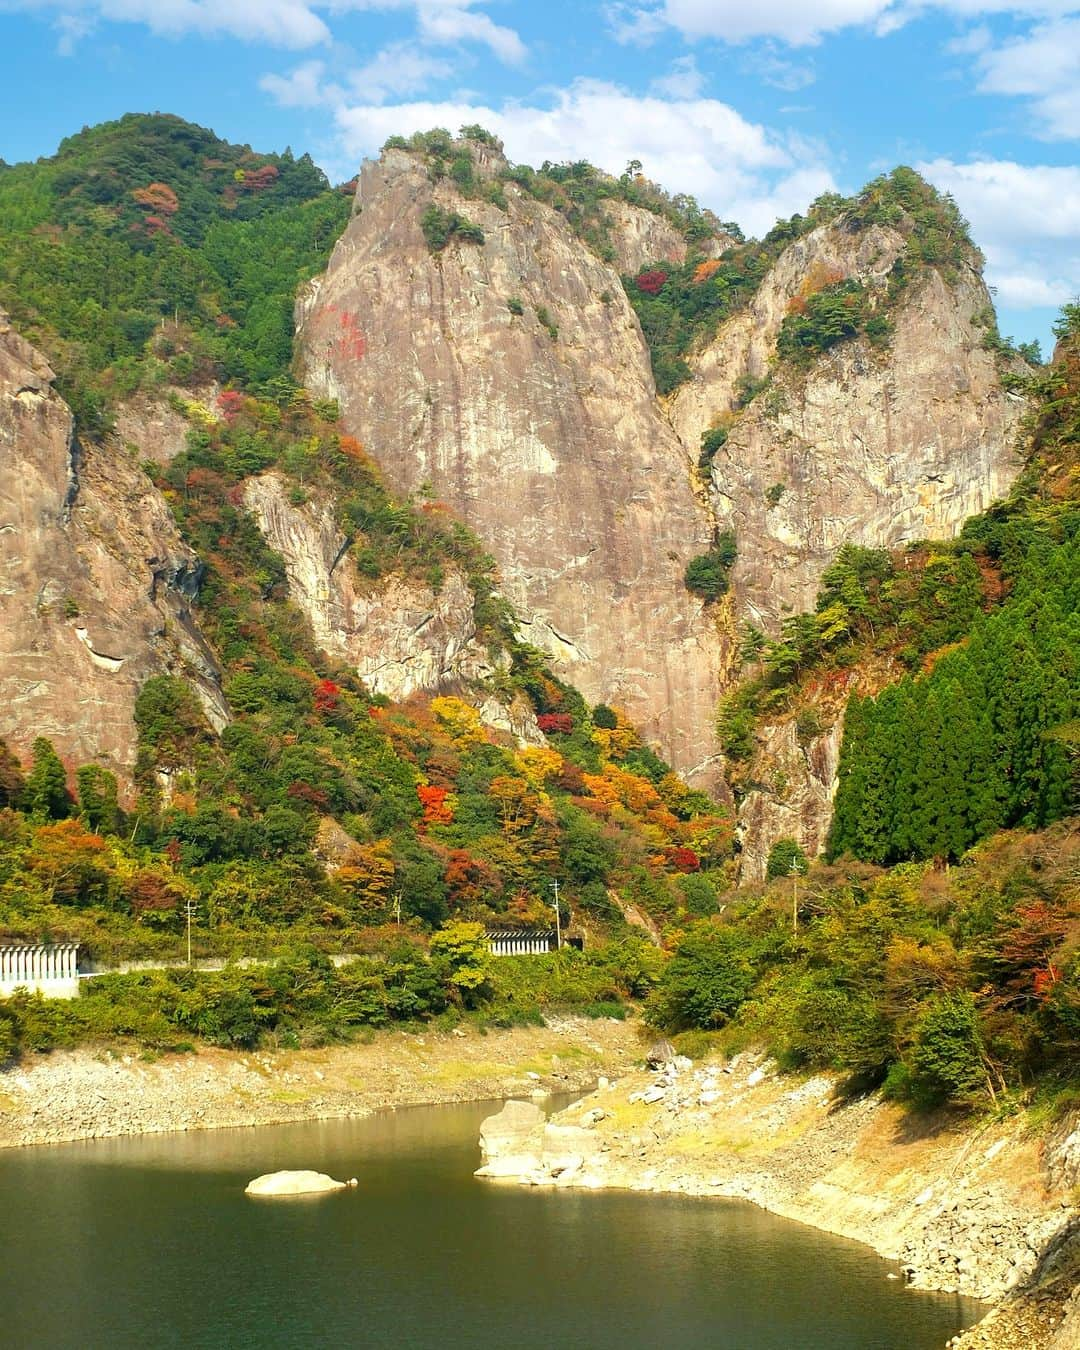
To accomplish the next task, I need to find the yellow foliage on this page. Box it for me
[515,745,562,788]
[430,696,487,746]
[592,708,641,761]
[488,775,538,834]
[336,838,395,910]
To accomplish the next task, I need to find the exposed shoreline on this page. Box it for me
[0,1016,641,1150]
[3,1022,1076,1348]
[474,1051,1080,1349]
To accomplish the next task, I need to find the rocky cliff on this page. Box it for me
[672,221,1024,628]
[241,472,543,742]
[298,145,1023,808]
[296,142,725,783]
[0,312,225,777]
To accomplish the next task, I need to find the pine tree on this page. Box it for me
[25,738,72,820]
[76,764,121,834]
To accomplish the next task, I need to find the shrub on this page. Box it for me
[420,204,485,252]
[684,532,737,601]
[647,922,757,1029]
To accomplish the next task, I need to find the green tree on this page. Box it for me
[76,764,120,834]
[430,921,491,1007]
[25,738,72,820]
[765,839,809,880]
[649,922,757,1029]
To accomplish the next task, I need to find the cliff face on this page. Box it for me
[241,472,543,742]
[296,145,724,783]
[735,715,844,880]
[0,312,224,777]
[298,148,1024,809]
[671,223,1024,628]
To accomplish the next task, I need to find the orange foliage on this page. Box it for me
[131,182,180,216]
[692,258,723,284]
[417,784,454,826]
[338,434,369,463]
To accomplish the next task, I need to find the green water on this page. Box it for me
[0,1098,984,1349]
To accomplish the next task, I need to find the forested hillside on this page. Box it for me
[642,304,1078,1112]
[0,117,735,1056]
[0,113,351,429]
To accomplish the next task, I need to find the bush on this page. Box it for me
[420,204,485,252]
[684,533,737,601]
[648,922,757,1030]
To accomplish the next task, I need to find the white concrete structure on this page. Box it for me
[485,930,557,956]
[0,944,80,998]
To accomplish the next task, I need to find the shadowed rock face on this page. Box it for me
[296,146,725,784]
[0,312,225,778]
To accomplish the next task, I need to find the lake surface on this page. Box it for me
[0,1097,984,1349]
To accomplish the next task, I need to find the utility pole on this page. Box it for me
[183,897,198,967]
[790,859,800,936]
[552,879,562,950]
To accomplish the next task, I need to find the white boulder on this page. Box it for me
[245,1170,355,1197]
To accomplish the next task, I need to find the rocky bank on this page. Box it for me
[0,1016,638,1149]
[476,1048,1079,1342]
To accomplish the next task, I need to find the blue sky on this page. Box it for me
[2,0,1079,351]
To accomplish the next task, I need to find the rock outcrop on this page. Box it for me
[475,1097,602,1185]
[0,312,225,777]
[296,142,724,783]
[735,715,843,880]
[602,200,690,275]
[241,472,543,741]
[671,221,1024,629]
[298,145,1024,803]
[484,1052,1079,1307]
[242,472,492,701]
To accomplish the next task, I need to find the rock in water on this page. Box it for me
[475,1100,546,1178]
[244,1170,350,1197]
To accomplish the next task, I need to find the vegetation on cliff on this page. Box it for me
[624,166,1036,396]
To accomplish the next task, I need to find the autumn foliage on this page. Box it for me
[635,269,668,296]
[537,713,574,735]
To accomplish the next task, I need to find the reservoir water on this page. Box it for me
[0,1097,984,1349]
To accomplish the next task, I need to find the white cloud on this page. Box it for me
[649,55,705,98]
[350,39,456,99]
[3,0,526,55]
[327,78,836,236]
[602,2,668,44]
[739,42,816,89]
[918,157,1080,313]
[53,10,96,51]
[660,0,890,45]
[605,0,1080,47]
[260,58,332,104]
[972,18,1080,138]
[415,2,524,63]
